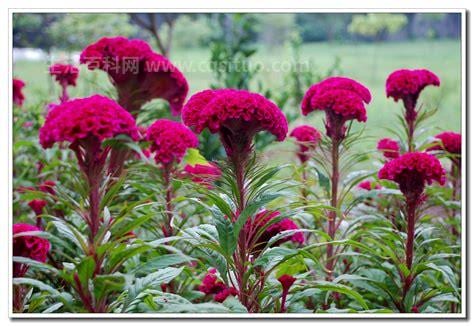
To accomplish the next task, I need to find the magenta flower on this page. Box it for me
[28,199,47,216]
[357,180,382,191]
[49,63,79,87]
[13,223,50,277]
[198,268,238,303]
[278,274,296,312]
[301,77,371,141]
[39,95,139,150]
[182,89,288,157]
[13,78,25,107]
[428,131,461,155]
[80,36,188,115]
[378,152,445,199]
[49,63,79,103]
[146,119,198,166]
[245,210,304,255]
[377,138,400,159]
[183,163,221,188]
[386,69,440,112]
[290,125,322,163]
[39,180,56,196]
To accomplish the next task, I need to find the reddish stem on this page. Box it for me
[326,137,340,281]
[59,82,69,103]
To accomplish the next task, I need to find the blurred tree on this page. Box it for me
[257,14,296,47]
[48,13,137,51]
[296,13,352,42]
[348,13,408,41]
[129,13,183,57]
[209,13,259,90]
[13,13,60,50]
[171,15,213,49]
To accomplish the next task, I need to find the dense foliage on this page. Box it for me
[12,33,461,315]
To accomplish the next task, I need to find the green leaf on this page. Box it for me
[310,281,369,310]
[93,274,126,302]
[76,256,96,287]
[183,148,209,166]
[222,296,248,312]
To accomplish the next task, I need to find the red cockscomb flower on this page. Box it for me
[378,152,445,198]
[49,63,79,87]
[13,78,25,107]
[428,131,461,155]
[80,36,188,115]
[39,95,139,149]
[183,163,221,188]
[245,210,304,255]
[39,180,56,196]
[386,69,440,111]
[13,223,50,277]
[28,199,47,216]
[198,268,238,303]
[146,119,198,166]
[278,274,296,312]
[301,77,371,141]
[357,180,382,191]
[377,138,400,159]
[290,125,322,163]
[182,89,288,156]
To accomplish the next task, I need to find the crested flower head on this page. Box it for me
[146,119,198,166]
[357,180,382,191]
[39,180,56,196]
[378,152,445,198]
[13,78,25,107]
[39,95,139,149]
[290,125,322,163]
[182,89,288,156]
[377,138,400,159]
[278,274,296,292]
[198,268,238,303]
[428,131,461,155]
[245,210,304,255]
[386,69,440,111]
[49,63,79,86]
[301,77,371,140]
[28,199,47,215]
[80,36,188,115]
[13,223,51,277]
[183,163,221,188]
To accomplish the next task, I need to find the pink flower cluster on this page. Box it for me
[13,223,51,277]
[28,199,47,216]
[245,210,304,254]
[182,89,288,155]
[301,77,371,140]
[290,125,322,163]
[13,78,25,107]
[429,131,461,155]
[183,163,221,188]
[377,138,400,159]
[49,63,79,86]
[386,69,440,109]
[301,77,371,121]
[39,95,139,149]
[146,119,198,165]
[357,180,382,191]
[80,36,188,115]
[198,268,238,303]
[378,152,445,197]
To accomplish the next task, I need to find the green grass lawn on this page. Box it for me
[14,39,461,156]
